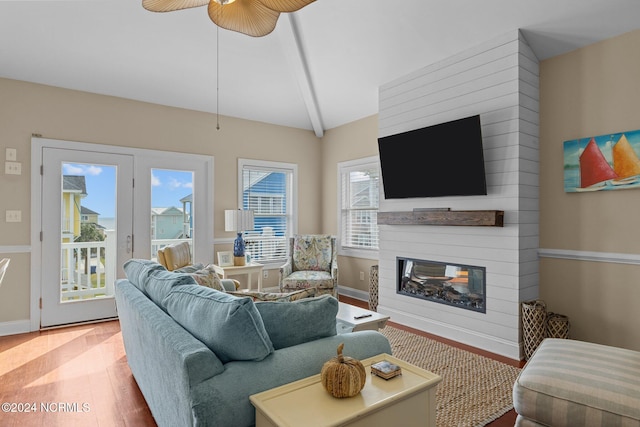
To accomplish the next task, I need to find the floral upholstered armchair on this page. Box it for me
[279,235,338,297]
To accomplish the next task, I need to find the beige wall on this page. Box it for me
[321,114,380,293]
[4,29,640,349]
[539,29,640,351]
[0,77,321,323]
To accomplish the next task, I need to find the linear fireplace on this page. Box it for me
[396,257,486,313]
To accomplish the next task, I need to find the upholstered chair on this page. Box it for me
[157,241,192,271]
[279,235,338,297]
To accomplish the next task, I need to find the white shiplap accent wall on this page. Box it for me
[377,30,539,360]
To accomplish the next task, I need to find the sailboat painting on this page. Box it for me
[563,128,640,192]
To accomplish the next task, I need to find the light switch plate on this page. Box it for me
[6,148,17,161]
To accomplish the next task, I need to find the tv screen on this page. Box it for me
[378,115,487,199]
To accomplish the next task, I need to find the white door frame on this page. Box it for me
[30,137,214,331]
[41,147,133,327]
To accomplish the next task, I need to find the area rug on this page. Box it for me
[380,325,521,427]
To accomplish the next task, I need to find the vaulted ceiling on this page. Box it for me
[2,0,640,137]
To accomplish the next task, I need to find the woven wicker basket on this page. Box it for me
[546,312,570,339]
[522,299,547,360]
[368,265,379,312]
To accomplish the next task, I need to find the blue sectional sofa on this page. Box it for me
[115,259,392,427]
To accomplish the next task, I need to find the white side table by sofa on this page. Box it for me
[212,263,264,291]
[336,302,390,333]
[250,353,442,427]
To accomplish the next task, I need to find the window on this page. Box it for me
[238,159,297,265]
[338,156,380,258]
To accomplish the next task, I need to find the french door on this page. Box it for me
[34,138,214,329]
[41,148,133,327]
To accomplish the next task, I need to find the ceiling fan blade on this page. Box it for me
[209,0,280,37]
[258,0,316,13]
[143,0,209,12]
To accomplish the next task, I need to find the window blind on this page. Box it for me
[340,163,379,250]
[241,166,291,262]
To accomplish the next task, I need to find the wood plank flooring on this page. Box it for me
[0,296,522,426]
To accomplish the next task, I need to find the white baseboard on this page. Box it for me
[0,319,32,337]
[337,285,369,302]
[377,305,522,361]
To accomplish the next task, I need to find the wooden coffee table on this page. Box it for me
[336,302,390,333]
[250,353,442,427]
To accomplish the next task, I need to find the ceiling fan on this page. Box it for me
[142,0,316,37]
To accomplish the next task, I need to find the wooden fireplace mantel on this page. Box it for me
[377,209,504,227]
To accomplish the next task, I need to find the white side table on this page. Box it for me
[213,263,264,291]
[336,302,390,332]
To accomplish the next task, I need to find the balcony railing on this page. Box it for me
[58,233,288,300]
[60,230,116,301]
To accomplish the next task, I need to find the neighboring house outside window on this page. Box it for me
[238,159,297,266]
[62,175,87,239]
[151,207,186,239]
[338,156,380,259]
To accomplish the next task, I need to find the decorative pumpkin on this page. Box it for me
[320,343,366,398]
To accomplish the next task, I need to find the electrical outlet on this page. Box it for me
[359,271,365,281]
[6,210,22,223]
[5,161,21,175]
[263,270,268,279]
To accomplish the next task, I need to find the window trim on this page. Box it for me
[337,155,380,260]
[237,158,298,268]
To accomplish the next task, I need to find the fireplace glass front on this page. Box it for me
[396,257,486,313]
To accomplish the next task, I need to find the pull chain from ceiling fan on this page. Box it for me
[216,21,220,130]
[216,5,220,130]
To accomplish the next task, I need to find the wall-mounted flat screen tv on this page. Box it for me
[378,115,487,199]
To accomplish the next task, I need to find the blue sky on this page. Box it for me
[563,129,640,167]
[63,164,193,218]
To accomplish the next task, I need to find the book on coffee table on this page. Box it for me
[371,360,402,380]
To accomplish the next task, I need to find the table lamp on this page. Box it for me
[224,209,255,266]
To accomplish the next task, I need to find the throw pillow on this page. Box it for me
[254,294,338,350]
[163,285,274,363]
[123,259,167,293]
[186,264,225,291]
[172,263,205,274]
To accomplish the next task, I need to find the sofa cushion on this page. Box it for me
[123,259,167,293]
[163,285,274,363]
[513,338,640,426]
[228,287,317,302]
[292,234,333,272]
[281,271,334,291]
[255,294,338,350]
[145,270,197,308]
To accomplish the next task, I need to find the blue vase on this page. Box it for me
[233,232,245,257]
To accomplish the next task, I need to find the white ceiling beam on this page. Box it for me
[278,14,324,138]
